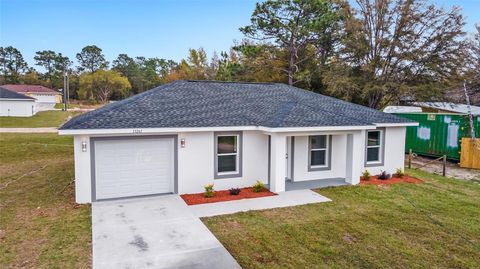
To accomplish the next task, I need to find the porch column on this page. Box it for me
[345,130,365,185]
[270,133,286,192]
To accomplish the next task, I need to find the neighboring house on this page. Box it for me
[0,87,36,117]
[59,80,417,203]
[0,84,62,111]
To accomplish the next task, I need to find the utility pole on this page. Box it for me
[63,70,69,111]
[66,73,70,107]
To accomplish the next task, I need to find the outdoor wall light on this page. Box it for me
[180,138,186,148]
[81,141,87,152]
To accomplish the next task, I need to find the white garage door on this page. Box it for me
[94,137,174,200]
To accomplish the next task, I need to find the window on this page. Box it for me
[365,129,384,166]
[215,132,242,179]
[308,135,331,171]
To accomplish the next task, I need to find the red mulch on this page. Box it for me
[180,187,276,205]
[360,174,423,185]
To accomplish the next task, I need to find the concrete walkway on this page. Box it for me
[190,189,331,218]
[92,195,241,269]
[0,127,57,133]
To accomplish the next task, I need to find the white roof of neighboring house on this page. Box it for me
[413,102,480,115]
[383,106,422,113]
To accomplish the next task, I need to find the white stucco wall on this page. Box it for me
[345,131,365,185]
[70,127,406,203]
[292,134,347,181]
[289,127,406,184]
[29,93,57,103]
[72,131,269,203]
[269,133,287,192]
[177,131,269,194]
[360,127,406,176]
[73,135,92,203]
[0,100,36,117]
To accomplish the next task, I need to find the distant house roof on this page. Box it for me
[1,84,60,95]
[383,106,423,113]
[413,102,480,115]
[60,80,413,130]
[0,87,36,100]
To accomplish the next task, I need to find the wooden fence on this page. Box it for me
[460,138,480,169]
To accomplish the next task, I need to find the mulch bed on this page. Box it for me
[181,187,276,205]
[360,174,423,185]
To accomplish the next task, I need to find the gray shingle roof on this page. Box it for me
[0,87,35,100]
[60,80,413,130]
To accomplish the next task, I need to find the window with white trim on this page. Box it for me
[309,135,330,170]
[366,130,383,164]
[215,134,241,178]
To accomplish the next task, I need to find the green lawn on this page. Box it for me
[204,170,480,268]
[54,103,78,109]
[1,133,479,268]
[0,111,81,128]
[0,133,91,268]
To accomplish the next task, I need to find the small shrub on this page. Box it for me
[394,168,405,178]
[204,184,215,198]
[378,171,391,180]
[362,170,371,181]
[229,188,241,195]
[252,180,265,192]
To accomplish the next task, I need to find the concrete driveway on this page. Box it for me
[92,195,241,269]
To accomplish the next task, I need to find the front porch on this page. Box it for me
[267,130,366,193]
[285,178,349,191]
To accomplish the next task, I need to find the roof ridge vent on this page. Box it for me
[185,80,276,85]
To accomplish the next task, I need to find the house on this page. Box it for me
[0,84,62,111]
[0,87,36,117]
[59,80,417,203]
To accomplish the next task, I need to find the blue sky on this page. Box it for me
[1,0,479,68]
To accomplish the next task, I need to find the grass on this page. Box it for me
[0,111,81,128]
[54,103,78,109]
[204,169,480,268]
[1,133,479,268]
[0,133,91,268]
[54,102,104,110]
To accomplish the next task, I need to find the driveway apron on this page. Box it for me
[92,195,241,269]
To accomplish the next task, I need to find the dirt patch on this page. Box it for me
[360,174,423,185]
[343,233,356,244]
[181,187,276,205]
[408,155,480,181]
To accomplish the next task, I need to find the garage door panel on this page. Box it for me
[94,138,174,200]
[32,94,57,103]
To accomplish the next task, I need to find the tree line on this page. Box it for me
[1,0,479,108]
